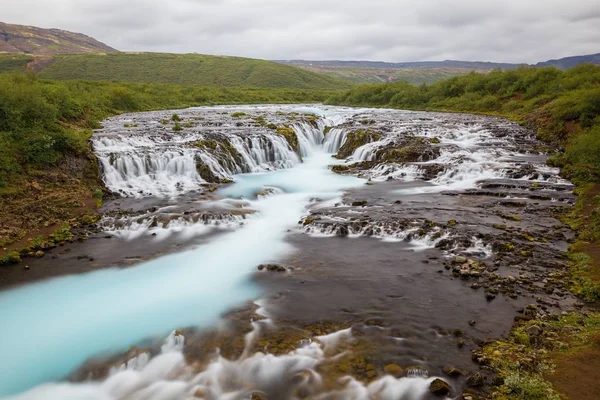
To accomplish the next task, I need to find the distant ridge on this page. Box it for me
[0,21,117,55]
[536,53,600,69]
[275,53,600,84]
[277,53,600,71]
[276,59,525,70]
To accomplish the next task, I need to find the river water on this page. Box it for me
[0,105,575,399]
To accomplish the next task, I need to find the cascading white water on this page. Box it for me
[94,127,304,198]
[98,150,203,197]
[322,128,348,153]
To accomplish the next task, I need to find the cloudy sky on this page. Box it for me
[4,0,600,63]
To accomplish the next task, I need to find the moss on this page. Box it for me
[335,130,382,159]
[501,213,523,222]
[171,114,181,122]
[498,243,516,252]
[231,112,247,118]
[302,216,315,226]
[276,126,299,153]
[323,126,333,136]
[430,137,441,144]
[331,164,350,174]
[374,138,438,163]
[172,122,183,131]
[190,140,218,150]
[0,251,21,266]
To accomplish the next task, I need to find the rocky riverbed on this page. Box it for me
[0,105,583,400]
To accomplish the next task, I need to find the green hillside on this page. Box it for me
[33,53,353,89]
[289,64,481,85]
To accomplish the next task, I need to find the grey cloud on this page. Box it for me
[2,0,599,63]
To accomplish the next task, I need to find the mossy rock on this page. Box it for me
[276,126,299,153]
[383,364,404,377]
[335,130,382,159]
[331,164,350,174]
[190,140,218,150]
[375,138,439,163]
[430,378,450,396]
[0,251,21,266]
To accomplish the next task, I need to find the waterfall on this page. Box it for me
[323,128,348,153]
[94,114,347,198]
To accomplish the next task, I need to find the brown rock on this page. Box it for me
[383,363,404,377]
[430,378,450,396]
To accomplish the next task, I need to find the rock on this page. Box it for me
[34,250,45,258]
[257,264,286,272]
[466,372,485,387]
[193,388,206,397]
[454,256,467,264]
[430,379,450,396]
[443,366,462,377]
[485,291,496,301]
[23,265,30,270]
[457,338,465,348]
[250,393,267,400]
[469,320,477,326]
[384,363,404,377]
[526,325,542,336]
[352,200,368,207]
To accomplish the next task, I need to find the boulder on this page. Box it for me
[383,363,404,377]
[466,372,485,387]
[526,325,542,336]
[443,366,463,377]
[430,379,450,396]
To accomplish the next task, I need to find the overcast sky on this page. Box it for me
[3,0,600,63]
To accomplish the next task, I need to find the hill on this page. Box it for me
[10,53,351,89]
[278,54,600,84]
[537,53,600,69]
[278,59,522,70]
[0,21,116,55]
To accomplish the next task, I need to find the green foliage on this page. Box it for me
[172,122,183,131]
[504,369,560,400]
[25,53,353,90]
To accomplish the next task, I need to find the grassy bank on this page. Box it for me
[327,65,600,399]
[0,72,341,260]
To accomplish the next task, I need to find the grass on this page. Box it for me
[2,52,356,89]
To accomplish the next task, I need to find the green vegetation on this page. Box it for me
[0,54,34,73]
[291,64,481,85]
[0,53,355,89]
[475,312,600,400]
[0,71,341,252]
